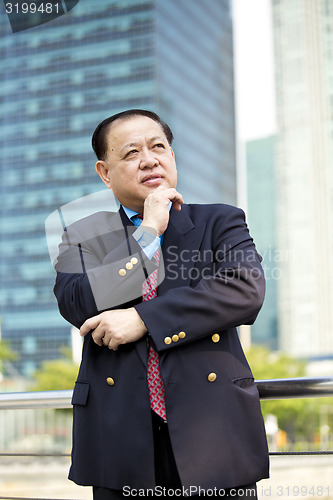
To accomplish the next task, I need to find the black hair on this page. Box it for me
[91,109,174,161]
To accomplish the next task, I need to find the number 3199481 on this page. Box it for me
[5,3,60,14]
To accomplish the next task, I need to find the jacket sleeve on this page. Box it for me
[53,220,159,328]
[134,206,265,352]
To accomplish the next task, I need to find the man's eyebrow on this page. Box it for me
[120,136,166,155]
[120,142,139,155]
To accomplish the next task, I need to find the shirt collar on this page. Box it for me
[122,206,140,221]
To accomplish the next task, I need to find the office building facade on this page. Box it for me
[272,0,333,357]
[0,0,236,375]
[246,136,278,350]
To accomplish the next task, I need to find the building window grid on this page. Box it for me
[1,1,235,375]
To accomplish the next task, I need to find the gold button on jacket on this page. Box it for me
[208,373,217,382]
[119,269,126,276]
[178,331,186,339]
[106,377,115,386]
[164,337,172,345]
[212,333,220,343]
[172,334,179,342]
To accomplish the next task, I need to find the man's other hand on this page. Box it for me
[80,308,147,351]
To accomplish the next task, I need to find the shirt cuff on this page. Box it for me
[133,227,161,260]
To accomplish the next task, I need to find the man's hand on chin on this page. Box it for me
[142,186,183,236]
[80,308,147,351]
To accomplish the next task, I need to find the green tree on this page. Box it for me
[0,340,17,362]
[31,347,79,391]
[246,345,333,449]
[0,339,18,379]
[246,345,306,380]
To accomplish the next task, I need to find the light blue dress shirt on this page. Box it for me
[122,206,161,260]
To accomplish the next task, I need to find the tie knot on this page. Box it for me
[131,213,143,227]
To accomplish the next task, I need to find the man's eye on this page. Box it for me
[154,143,165,149]
[125,149,138,158]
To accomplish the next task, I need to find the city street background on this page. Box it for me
[1,0,333,497]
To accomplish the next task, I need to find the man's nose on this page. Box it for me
[139,149,158,168]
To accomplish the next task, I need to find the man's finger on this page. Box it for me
[156,187,183,205]
[91,328,104,346]
[172,201,182,211]
[80,314,101,336]
[170,191,184,211]
[108,339,118,351]
[171,194,184,210]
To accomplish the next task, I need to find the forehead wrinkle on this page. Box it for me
[147,135,166,144]
[121,141,140,152]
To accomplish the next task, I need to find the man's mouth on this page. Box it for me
[141,174,162,185]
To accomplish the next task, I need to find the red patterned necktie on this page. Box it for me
[142,248,167,420]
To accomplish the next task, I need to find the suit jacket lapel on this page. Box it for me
[159,205,206,295]
[120,204,204,367]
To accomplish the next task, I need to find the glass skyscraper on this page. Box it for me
[272,0,333,358]
[0,0,236,376]
[246,136,278,351]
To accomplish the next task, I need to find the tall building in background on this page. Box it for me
[0,0,236,375]
[246,136,278,350]
[272,0,333,358]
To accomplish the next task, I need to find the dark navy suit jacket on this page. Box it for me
[54,203,269,491]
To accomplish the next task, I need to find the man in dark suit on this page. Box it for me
[54,109,269,499]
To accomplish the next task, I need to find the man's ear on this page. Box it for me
[95,161,112,188]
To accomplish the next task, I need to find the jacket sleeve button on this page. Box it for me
[131,257,138,265]
[178,331,186,339]
[119,269,126,276]
[172,334,179,342]
[106,377,115,386]
[164,337,172,345]
[126,262,133,270]
[212,334,220,343]
[208,373,217,382]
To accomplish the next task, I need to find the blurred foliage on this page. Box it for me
[246,345,333,448]
[246,345,307,380]
[29,342,333,447]
[0,339,17,362]
[30,347,79,391]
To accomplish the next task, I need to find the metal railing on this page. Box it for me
[1,376,333,410]
[256,376,333,400]
[0,377,333,500]
[0,389,73,410]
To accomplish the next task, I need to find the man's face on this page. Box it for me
[96,115,177,212]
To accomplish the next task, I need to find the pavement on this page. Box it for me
[258,455,333,500]
[0,455,332,499]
